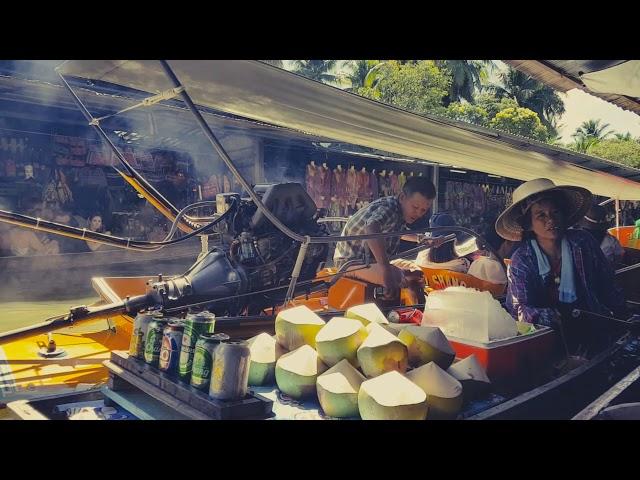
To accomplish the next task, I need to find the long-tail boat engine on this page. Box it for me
[68,183,328,321]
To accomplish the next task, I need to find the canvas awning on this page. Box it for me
[57,60,640,200]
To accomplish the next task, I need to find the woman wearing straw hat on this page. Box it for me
[495,178,627,338]
[577,204,625,266]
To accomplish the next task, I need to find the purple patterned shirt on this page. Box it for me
[506,229,627,326]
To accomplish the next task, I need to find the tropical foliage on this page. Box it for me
[290,60,341,84]
[587,139,640,167]
[572,119,614,141]
[356,61,451,115]
[488,68,565,135]
[488,107,549,141]
[435,60,494,105]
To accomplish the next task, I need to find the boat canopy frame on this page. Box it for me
[53,60,504,304]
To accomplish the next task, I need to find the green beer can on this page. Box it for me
[191,333,230,391]
[129,310,157,360]
[143,313,170,367]
[178,311,216,382]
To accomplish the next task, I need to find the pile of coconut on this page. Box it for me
[246,303,492,420]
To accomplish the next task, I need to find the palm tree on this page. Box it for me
[261,60,284,68]
[290,60,340,84]
[572,119,614,141]
[615,131,633,141]
[345,60,372,91]
[489,68,565,134]
[571,135,599,153]
[436,60,494,105]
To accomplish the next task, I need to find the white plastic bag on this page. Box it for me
[422,286,516,343]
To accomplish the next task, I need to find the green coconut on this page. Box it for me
[358,371,428,420]
[316,359,366,418]
[275,305,326,351]
[275,345,327,399]
[406,362,463,420]
[315,317,368,368]
[247,333,286,386]
[447,355,491,401]
[398,326,455,369]
[356,323,408,378]
[383,323,411,336]
[345,303,389,327]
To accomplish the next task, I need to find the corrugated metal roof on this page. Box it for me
[503,60,640,115]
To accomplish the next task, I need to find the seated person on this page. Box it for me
[85,213,112,252]
[576,205,624,266]
[496,178,627,334]
[333,176,443,299]
[416,213,507,284]
[7,206,61,256]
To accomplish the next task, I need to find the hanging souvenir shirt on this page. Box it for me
[389,172,399,195]
[331,167,346,208]
[223,174,231,193]
[305,163,319,205]
[378,173,391,197]
[202,174,220,200]
[398,172,407,192]
[346,167,359,209]
[369,170,379,201]
[317,166,333,209]
[357,168,370,203]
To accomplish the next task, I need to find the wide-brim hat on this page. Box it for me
[495,178,592,242]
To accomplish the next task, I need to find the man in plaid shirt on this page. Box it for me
[334,176,440,298]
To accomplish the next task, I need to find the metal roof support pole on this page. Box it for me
[284,237,310,305]
[158,60,306,244]
[432,164,440,214]
[615,197,620,229]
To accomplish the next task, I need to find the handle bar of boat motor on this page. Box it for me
[572,309,640,332]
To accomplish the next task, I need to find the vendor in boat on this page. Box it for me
[496,178,628,330]
[333,176,444,298]
[576,204,625,266]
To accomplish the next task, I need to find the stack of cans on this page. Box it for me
[129,308,252,402]
[178,311,216,383]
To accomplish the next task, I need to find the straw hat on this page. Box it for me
[495,178,592,241]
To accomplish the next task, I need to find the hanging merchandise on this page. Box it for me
[223,174,232,193]
[388,170,399,196]
[43,168,73,205]
[87,145,115,167]
[357,167,370,205]
[318,163,333,209]
[346,165,359,212]
[398,171,407,192]
[369,168,379,204]
[378,170,390,197]
[202,174,220,200]
[331,164,346,216]
[305,161,319,206]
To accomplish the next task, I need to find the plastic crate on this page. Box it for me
[447,325,556,384]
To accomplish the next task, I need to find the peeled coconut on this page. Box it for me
[316,359,366,418]
[398,326,455,369]
[358,371,428,420]
[247,333,286,386]
[275,345,327,399]
[406,362,463,420]
[345,303,389,326]
[357,323,408,378]
[315,317,368,367]
[447,355,491,401]
[383,323,410,336]
[275,305,326,350]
